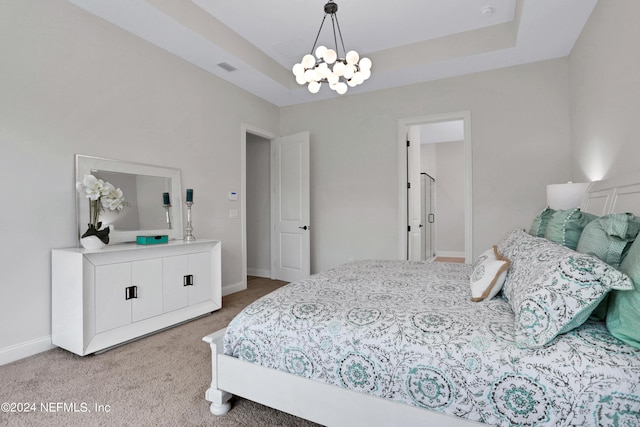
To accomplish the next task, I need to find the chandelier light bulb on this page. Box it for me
[336,82,348,94]
[308,81,321,93]
[359,57,372,71]
[324,48,337,64]
[332,61,346,76]
[315,45,327,59]
[292,63,304,77]
[304,69,317,83]
[316,63,330,79]
[295,74,307,85]
[343,64,355,79]
[346,50,359,65]
[327,72,339,85]
[301,54,316,69]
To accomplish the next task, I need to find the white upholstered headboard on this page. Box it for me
[581,171,640,216]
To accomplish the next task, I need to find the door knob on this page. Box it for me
[298,225,309,230]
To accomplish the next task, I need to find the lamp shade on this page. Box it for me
[546,182,590,210]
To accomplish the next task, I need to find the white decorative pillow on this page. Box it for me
[470,246,510,302]
[499,230,634,348]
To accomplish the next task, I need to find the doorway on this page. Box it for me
[240,124,277,293]
[246,132,271,278]
[241,125,311,292]
[398,111,472,263]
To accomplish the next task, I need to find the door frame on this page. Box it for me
[397,111,473,263]
[241,123,278,292]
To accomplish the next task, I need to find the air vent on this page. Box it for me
[217,62,237,72]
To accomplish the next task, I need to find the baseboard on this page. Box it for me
[222,280,246,296]
[0,335,55,366]
[247,267,270,278]
[436,251,465,258]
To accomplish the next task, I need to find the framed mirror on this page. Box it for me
[75,154,183,244]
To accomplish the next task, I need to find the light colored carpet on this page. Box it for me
[0,277,321,427]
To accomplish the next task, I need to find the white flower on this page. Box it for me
[101,186,125,211]
[76,174,104,201]
[76,174,126,229]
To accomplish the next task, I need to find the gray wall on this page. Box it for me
[420,141,466,257]
[434,141,465,255]
[280,58,572,273]
[569,0,640,181]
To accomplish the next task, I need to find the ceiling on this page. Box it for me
[67,0,598,107]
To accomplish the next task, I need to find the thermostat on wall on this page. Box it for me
[228,191,238,201]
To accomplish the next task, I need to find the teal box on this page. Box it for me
[136,235,169,245]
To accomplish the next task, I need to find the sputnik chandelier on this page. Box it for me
[292,0,372,95]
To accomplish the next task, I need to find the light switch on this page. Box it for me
[228,191,238,201]
[229,209,238,218]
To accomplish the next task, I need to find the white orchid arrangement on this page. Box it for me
[76,174,126,243]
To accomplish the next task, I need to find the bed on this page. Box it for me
[203,172,640,426]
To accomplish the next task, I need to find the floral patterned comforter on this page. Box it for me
[224,260,640,426]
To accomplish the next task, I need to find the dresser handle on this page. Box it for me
[125,286,138,300]
[183,274,194,287]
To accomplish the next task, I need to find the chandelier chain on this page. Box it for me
[332,14,346,59]
[310,14,329,55]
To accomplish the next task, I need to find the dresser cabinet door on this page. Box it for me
[131,258,163,322]
[162,252,212,312]
[95,262,132,333]
[187,251,212,305]
[95,259,164,333]
[162,255,189,312]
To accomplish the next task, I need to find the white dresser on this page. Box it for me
[52,239,221,356]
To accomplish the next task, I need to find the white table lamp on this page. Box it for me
[546,182,591,210]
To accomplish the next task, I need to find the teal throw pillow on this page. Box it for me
[576,213,640,269]
[607,237,640,349]
[498,229,633,348]
[529,208,556,237]
[545,208,597,250]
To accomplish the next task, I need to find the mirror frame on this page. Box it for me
[75,154,184,244]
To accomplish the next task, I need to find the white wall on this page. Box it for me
[246,134,271,277]
[280,58,572,273]
[434,141,465,256]
[0,0,279,362]
[570,1,640,181]
[420,143,437,178]
[420,141,465,257]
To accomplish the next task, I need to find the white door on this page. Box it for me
[271,132,311,282]
[407,128,422,261]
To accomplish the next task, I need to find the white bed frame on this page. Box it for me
[203,171,640,427]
